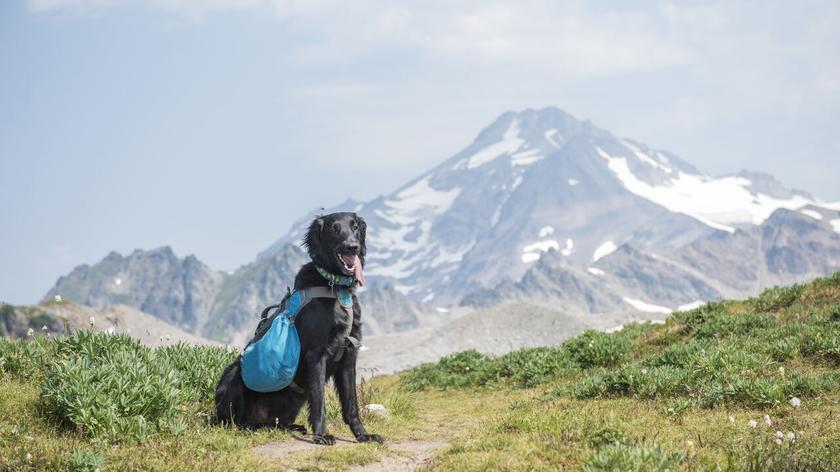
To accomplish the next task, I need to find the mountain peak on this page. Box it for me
[259,106,835,305]
[472,107,604,150]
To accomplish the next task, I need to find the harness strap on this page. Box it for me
[333,302,354,362]
[288,286,358,363]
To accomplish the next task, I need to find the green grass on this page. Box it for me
[2,272,840,470]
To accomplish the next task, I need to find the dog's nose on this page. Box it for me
[346,243,359,254]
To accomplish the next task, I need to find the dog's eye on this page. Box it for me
[351,222,358,231]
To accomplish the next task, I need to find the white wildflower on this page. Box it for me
[798,431,805,438]
[159,335,164,342]
[775,431,784,439]
[54,295,62,303]
[728,415,735,424]
[764,414,772,427]
[26,453,32,461]
[789,397,801,407]
[778,366,785,375]
[165,334,171,341]
[786,432,795,442]
[26,328,34,338]
[748,420,758,429]
[775,438,783,445]
[88,316,95,328]
[641,368,648,374]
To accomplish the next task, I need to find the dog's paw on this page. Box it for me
[356,433,384,444]
[282,423,307,434]
[312,434,336,446]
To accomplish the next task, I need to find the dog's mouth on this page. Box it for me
[335,252,365,286]
[337,252,357,272]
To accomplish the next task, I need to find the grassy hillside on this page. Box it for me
[2,273,839,470]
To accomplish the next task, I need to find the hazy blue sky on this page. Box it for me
[2,0,839,304]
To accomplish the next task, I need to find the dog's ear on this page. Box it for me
[356,215,367,267]
[303,217,324,260]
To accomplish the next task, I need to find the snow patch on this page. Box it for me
[422,293,435,303]
[429,240,475,267]
[490,205,503,227]
[538,225,555,237]
[511,148,544,166]
[592,241,617,261]
[622,297,672,314]
[436,307,450,313]
[597,147,814,232]
[522,239,562,263]
[114,278,122,286]
[465,119,524,169]
[561,238,574,256]
[511,175,524,191]
[365,176,464,278]
[678,300,705,311]
[800,209,823,220]
[521,252,541,263]
[544,129,564,147]
[567,178,579,186]
[587,267,605,276]
[831,219,840,234]
[388,176,461,216]
[622,140,673,173]
[523,240,560,253]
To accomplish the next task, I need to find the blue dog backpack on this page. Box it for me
[240,286,354,393]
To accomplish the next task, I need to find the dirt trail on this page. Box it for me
[251,437,447,471]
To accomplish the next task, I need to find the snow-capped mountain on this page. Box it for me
[43,107,840,344]
[261,107,840,306]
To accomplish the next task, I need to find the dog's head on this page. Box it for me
[303,212,367,285]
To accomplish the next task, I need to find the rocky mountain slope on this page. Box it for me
[42,107,840,344]
[0,300,215,346]
[460,207,840,313]
[43,244,441,344]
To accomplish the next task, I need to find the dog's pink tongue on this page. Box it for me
[353,255,365,286]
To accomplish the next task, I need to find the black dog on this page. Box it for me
[214,212,382,445]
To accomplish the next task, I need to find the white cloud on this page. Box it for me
[28,0,695,78]
[28,0,270,14]
[23,0,840,199]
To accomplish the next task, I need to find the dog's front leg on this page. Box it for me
[335,351,384,444]
[304,350,334,445]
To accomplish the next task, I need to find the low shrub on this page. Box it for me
[402,350,495,390]
[563,330,631,368]
[495,347,576,387]
[581,443,684,472]
[801,327,840,364]
[402,347,579,390]
[40,334,181,441]
[157,343,237,404]
[0,331,238,442]
[755,283,805,312]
